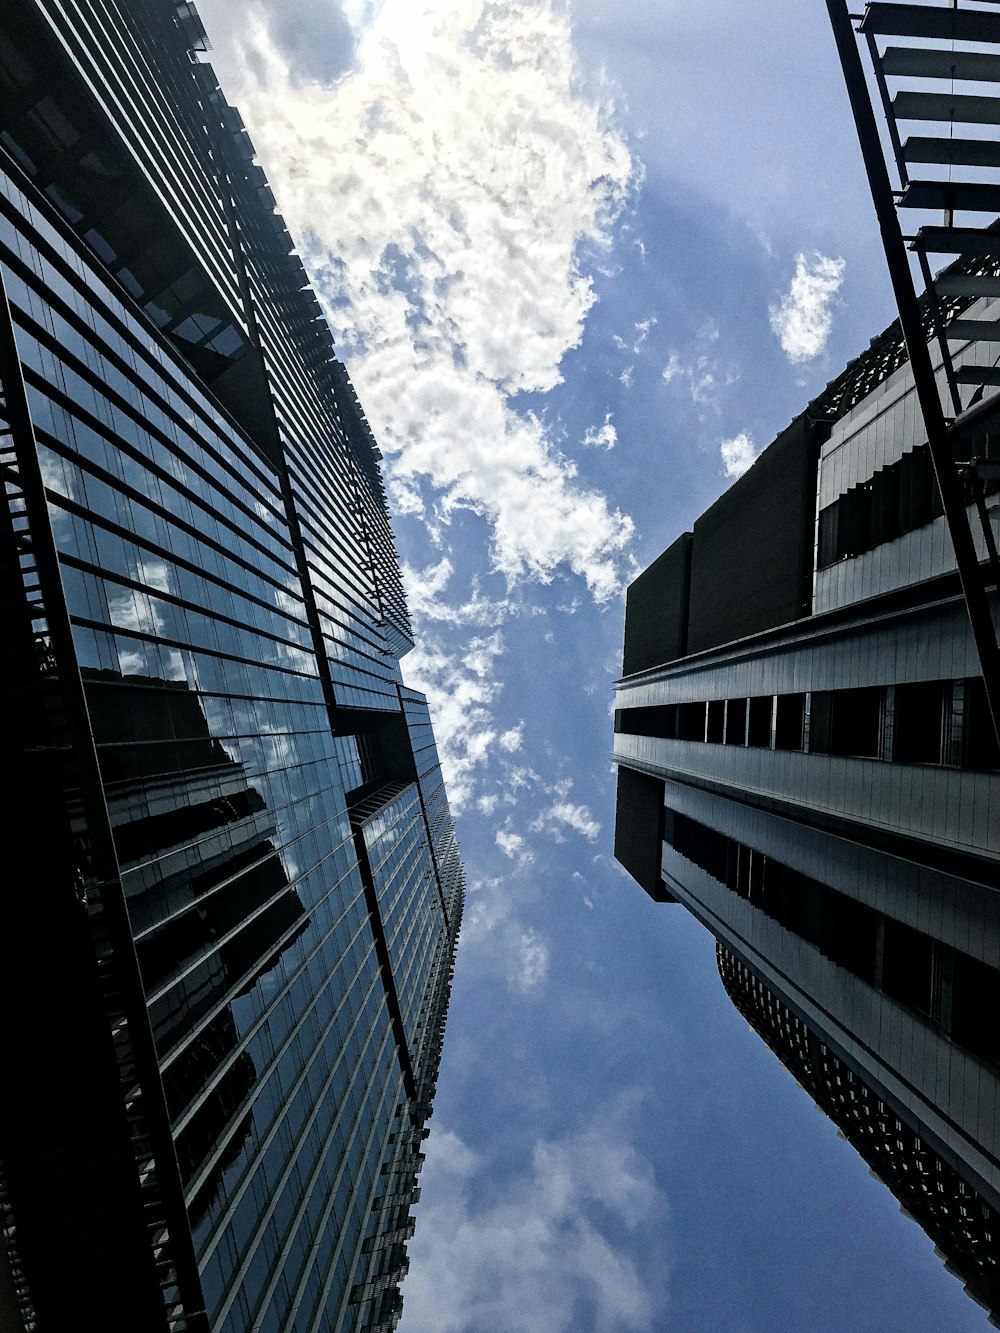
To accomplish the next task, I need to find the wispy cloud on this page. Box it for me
[582,413,617,450]
[461,874,548,992]
[402,1103,668,1332]
[769,252,845,362]
[530,800,601,843]
[660,321,730,414]
[212,0,637,602]
[720,432,758,479]
[401,557,515,627]
[496,826,533,865]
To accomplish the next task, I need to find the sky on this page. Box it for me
[195,3,991,1330]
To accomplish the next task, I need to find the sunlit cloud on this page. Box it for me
[720,432,758,479]
[769,252,845,363]
[530,800,601,843]
[403,630,505,812]
[208,0,636,602]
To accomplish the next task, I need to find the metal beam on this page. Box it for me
[827,0,1000,750]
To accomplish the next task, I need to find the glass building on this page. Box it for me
[614,265,1000,1320]
[0,3,463,1331]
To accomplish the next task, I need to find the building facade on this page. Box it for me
[614,275,1000,1318]
[0,3,463,1331]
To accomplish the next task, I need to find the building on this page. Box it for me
[613,264,1000,1316]
[0,3,463,1331]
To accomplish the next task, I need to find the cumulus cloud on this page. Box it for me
[403,1105,668,1331]
[720,432,758,479]
[581,413,617,450]
[769,252,845,362]
[498,723,524,753]
[530,799,601,843]
[207,0,636,601]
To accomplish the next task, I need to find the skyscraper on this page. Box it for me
[613,269,1000,1317]
[0,3,462,1331]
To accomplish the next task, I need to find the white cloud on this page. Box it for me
[209,0,636,602]
[632,315,657,352]
[720,432,758,479]
[769,251,845,363]
[499,723,524,753]
[660,321,731,414]
[461,875,548,992]
[496,828,529,861]
[403,630,505,812]
[402,558,516,627]
[530,800,601,843]
[513,927,549,991]
[403,1105,668,1332]
[619,365,634,389]
[661,352,683,384]
[581,413,617,451]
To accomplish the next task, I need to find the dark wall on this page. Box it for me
[613,766,675,903]
[622,532,692,675]
[686,413,819,655]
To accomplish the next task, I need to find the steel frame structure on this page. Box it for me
[827,0,1000,748]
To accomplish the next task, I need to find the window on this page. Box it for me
[706,699,725,743]
[882,918,936,1018]
[747,696,773,748]
[774,693,805,751]
[677,701,706,742]
[724,698,747,746]
[892,680,945,765]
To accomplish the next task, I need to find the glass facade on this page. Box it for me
[0,5,462,1332]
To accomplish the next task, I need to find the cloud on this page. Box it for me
[530,800,601,843]
[402,557,514,626]
[632,315,657,352]
[496,828,530,861]
[661,352,683,384]
[498,723,524,753]
[403,630,505,812]
[581,413,617,451]
[198,0,356,87]
[660,321,730,414]
[769,251,845,362]
[209,0,637,602]
[720,432,758,479]
[461,875,548,992]
[402,1104,668,1332]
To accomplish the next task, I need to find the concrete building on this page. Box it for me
[614,263,1000,1319]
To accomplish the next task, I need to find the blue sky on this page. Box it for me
[196,3,990,1329]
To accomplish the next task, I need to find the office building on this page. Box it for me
[613,263,1000,1316]
[0,2,463,1331]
